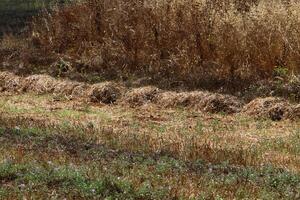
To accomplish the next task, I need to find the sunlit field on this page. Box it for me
[0,0,300,199]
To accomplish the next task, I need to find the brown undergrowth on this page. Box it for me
[2,0,300,90]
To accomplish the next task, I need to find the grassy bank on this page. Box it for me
[0,127,299,199]
[0,93,299,199]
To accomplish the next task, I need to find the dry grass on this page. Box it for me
[0,0,294,87]
[88,82,122,104]
[1,2,300,197]
[22,74,58,94]
[0,71,23,92]
[1,70,300,120]
[242,97,294,120]
[124,86,161,107]
[0,93,299,170]
[0,92,299,198]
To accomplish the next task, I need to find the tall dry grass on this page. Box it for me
[5,0,300,87]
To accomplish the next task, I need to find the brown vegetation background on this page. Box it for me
[2,0,300,89]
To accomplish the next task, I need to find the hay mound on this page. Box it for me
[0,71,23,92]
[199,94,242,114]
[89,82,121,104]
[242,97,293,121]
[292,104,300,119]
[71,84,92,98]
[155,92,182,107]
[0,72,10,87]
[156,91,206,107]
[157,91,241,113]
[54,80,81,96]
[124,86,161,106]
[22,74,58,94]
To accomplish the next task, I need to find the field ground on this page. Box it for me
[0,84,299,199]
[1,0,300,199]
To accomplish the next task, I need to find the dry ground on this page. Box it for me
[0,73,299,199]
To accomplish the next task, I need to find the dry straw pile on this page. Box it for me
[1,70,300,120]
[242,97,295,120]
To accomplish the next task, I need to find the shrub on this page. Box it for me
[4,0,300,88]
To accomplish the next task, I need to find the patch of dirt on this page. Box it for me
[242,97,295,121]
[88,82,122,104]
[124,86,161,107]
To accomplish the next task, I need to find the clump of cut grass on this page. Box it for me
[0,71,22,92]
[157,91,243,113]
[88,82,122,104]
[242,97,298,121]
[3,70,300,120]
[124,86,161,107]
[22,74,58,94]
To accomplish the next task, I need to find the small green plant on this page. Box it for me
[52,58,72,77]
[273,66,289,80]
